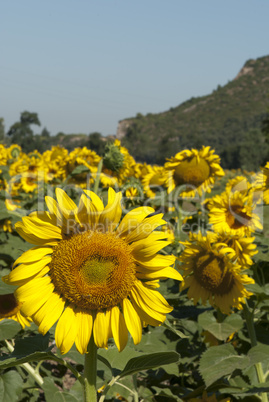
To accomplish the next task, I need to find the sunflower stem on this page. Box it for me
[84,335,98,402]
[93,158,103,194]
[243,302,268,402]
[5,340,44,387]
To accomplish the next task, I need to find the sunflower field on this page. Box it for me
[0,140,269,402]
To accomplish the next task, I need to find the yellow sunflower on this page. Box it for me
[208,190,263,236]
[209,230,258,267]
[142,165,168,199]
[225,175,249,193]
[254,162,269,204]
[42,146,68,182]
[3,188,182,354]
[179,232,254,314]
[0,293,31,328]
[165,146,224,198]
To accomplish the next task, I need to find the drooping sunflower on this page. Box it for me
[3,188,181,354]
[208,190,263,236]
[0,293,31,328]
[179,232,254,314]
[165,146,224,198]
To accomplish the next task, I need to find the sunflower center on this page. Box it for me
[194,254,234,295]
[173,157,210,187]
[226,205,251,229]
[49,231,136,310]
[0,293,21,318]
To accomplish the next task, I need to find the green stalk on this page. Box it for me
[5,340,44,387]
[93,158,103,194]
[243,302,268,402]
[84,335,98,402]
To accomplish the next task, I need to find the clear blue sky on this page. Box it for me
[1,0,269,136]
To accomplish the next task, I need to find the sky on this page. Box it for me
[1,0,269,137]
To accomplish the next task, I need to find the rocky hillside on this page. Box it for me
[117,55,269,169]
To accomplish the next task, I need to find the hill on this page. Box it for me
[117,55,269,169]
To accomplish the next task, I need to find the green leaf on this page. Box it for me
[119,351,179,378]
[0,351,54,370]
[163,319,188,339]
[198,310,244,341]
[199,343,249,387]
[97,354,113,373]
[98,346,141,372]
[0,319,21,341]
[0,370,23,402]
[70,165,90,176]
[42,378,81,402]
[11,333,50,356]
[248,344,269,365]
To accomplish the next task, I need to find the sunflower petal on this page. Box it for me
[111,305,128,351]
[75,310,93,354]
[33,292,65,335]
[99,188,122,231]
[117,206,155,237]
[93,311,109,349]
[122,298,142,345]
[55,305,78,354]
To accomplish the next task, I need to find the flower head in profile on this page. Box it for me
[0,293,31,328]
[3,188,182,354]
[165,146,224,198]
[208,190,263,236]
[179,232,254,314]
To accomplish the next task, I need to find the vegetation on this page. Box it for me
[120,55,269,168]
[2,56,269,171]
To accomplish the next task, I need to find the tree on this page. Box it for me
[88,132,105,155]
[0,118,5,142]
[7,111,41,152]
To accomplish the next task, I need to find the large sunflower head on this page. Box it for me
[165,146,224,198]
[3,188,182,354]
[208,190,263,236]
[179,232,254,314]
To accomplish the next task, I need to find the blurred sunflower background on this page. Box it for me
[0,139,269,401]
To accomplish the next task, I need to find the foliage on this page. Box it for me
[0,141,269,401]
[121,56,269,169]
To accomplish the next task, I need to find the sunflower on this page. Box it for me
[3,188,182,354]
[209,230,258,267]
[225,175,249,193]
[254,162,269,204]
[208,190,262,236]
[142,165,168,199]
[42,146,68,182]
[0,293,31,328]
[179,232,254,314]
[165,146,224,198]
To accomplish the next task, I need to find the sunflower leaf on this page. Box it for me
[199,343,250,387]
[0,371,23,402]
[119,351,179,378]
[0,319,21,341]
[198,310,244,341]
[163,319,188,339]
[70,165,91,176]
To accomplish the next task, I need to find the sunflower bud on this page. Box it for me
[103,143,124,173]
